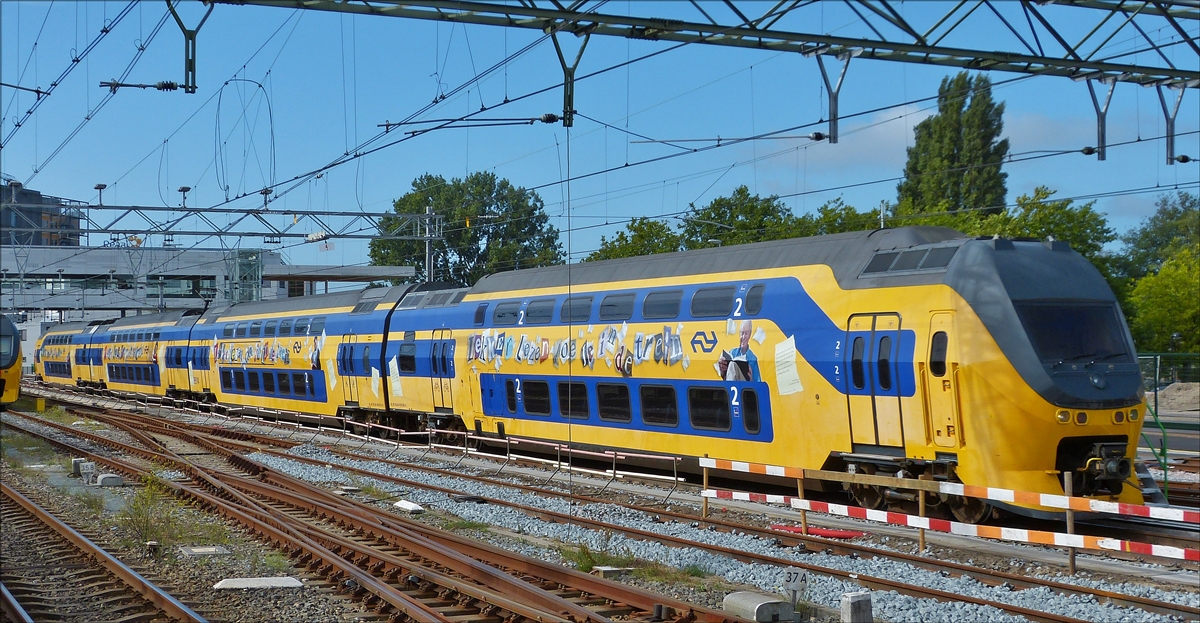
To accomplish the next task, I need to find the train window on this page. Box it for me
[493,302,522,326]
[474,303,488,325]
[1015,303,1131,364]
[153,331,161,341]
[294,318,310,335]
[505,379,517,413]
[643,290,682,319]
[249,321,262,337]
[293,373,308,396]
[223,325,234,338]
[851,337,865,390]
[921,247,957,269]
[309,317,326,336]
[263,372,275,394]
[691,287,736,318]
[363,345,372,374]
[929,332,948,377]
[892,250,927,271]
[278,320,292,336]
[307,373,316,397]
[248,371,261,392]
[174,349,183,367]
[439,343,449,375]
[558,382,589,419]
[863,252,899,274]
[641,385,678,426]
[523,381,551,415]
[277,373,291,395]
[428,343,439,375]
[221,370,232,390]
[599,293,634,321]
[399,342,417,373]
[596,383,631,422]
[877,336,892,391]
[233,370,246,391]
[746,284,765,315]
[235,323,248,338]
[688,387,731,431]
[743,389,760,434]
[525,299,555,325]
[560,296,593,323]
[137,331,146,341]
[264,321,277,337]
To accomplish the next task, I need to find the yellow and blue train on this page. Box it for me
[34,227,1150,521]
[0,313,20,407]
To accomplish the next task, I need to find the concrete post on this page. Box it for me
[840,591,872,623]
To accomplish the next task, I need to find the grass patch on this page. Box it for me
[633,563,708,583]
[70,489,106,515]
[39,406,78,425]
[263,552,292,573]
[556,542,637,572]
[116,475,180,551]
[445,519,490,532]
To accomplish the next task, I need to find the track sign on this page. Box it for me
[782,567,807,592]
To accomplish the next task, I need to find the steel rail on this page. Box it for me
[0,581,36,623]
[0,481,208,622]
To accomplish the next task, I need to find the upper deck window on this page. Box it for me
[599,293,634,321]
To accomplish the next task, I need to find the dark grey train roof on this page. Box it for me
[199,285,412,323]
[470,226,968,294]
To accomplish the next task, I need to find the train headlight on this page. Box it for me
[1075,412,1088,425]
[1056,410,1071,424]
[1113,411,1125,423]
[1129,409,1139,421]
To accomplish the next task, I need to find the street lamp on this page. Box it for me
[94,183,107,206]
[707,238,722,247]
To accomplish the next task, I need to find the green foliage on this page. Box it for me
[632,563,708,583]
[70,489,106,515]
[1129,246,1199,353]
[585,217,682,261]
[679,186,798,249]
[444,519,491,531]
[117,475,179,547]
[897,72,1009,214]
[556,542,636,572]
[1115,191,1198,281]
[792,198,882,237]
[368,171,563,286]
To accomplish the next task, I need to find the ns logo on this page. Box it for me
[690,331,717,353]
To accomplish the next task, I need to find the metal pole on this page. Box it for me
[1065,473,1076,575]
[425,203,433,283]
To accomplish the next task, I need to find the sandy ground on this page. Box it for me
[1154,382,1199,412]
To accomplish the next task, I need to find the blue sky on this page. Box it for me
[3,1,1197,288]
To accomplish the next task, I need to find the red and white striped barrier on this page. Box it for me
[701,489,1200,562]
[698,457,1199,524]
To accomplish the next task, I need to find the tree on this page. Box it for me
[983,186,1115,266]
[584,217,681,262]
[1129,246,1199,352]
[1115,191,1198,281]
[794,198,883,237]
[897,72,1009,214]
[368,172,563,286]
[679,186,797,249]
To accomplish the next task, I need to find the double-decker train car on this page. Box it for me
[31,227,1148,521]
[0,313,21,407]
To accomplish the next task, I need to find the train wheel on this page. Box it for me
[948,495,991,524]
[847,464,887,510]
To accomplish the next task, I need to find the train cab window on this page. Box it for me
[220,370,232,391]
[599,293,634,321]
[523,381,551,415]
[742,389,761,434]
[233,370,246,391]
[277,373,291,395]
[293,372,309,396]
[688,387,731,431]
[493,302,521,326]
[278,320,292,336]
[596,383,631,422]
[474,304,488,325]
[249,321,262,337]
[505,380,517,413]
[929,332,948,377]
[851,337,866,390]
[309,317,326,336]
[877,336,892,391]
[235,323,248,338]
[691,287,736,318]
[641,385,678,426]
[558,382,589,419]
[263,372,275,394]
[399,342,417,373]
[223,325,234,338]
[525,299,555,325]
[560,296,593,323]
[746,284,765,315]
[294,318,310,335]
[248,371,261,392]
[264,321,277,337]
[643,290,682,319]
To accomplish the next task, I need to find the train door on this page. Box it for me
[430,329,454,410]
[844,313,904,449]
[923,313,961,448]
[340,334,359,405]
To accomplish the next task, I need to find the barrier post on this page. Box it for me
[797,475,808,535]
[701,454,709,519]
[918,489,927,552]
[1065,473,1076,575]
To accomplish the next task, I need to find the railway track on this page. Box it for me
[0,481,206,623]
[10,398,1200,623]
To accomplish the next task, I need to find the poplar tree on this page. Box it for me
[897,72,1009,214]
